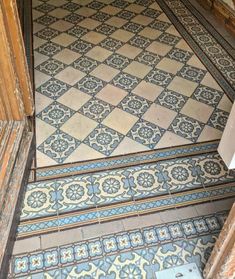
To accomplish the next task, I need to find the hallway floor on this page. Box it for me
[8,0,235,278]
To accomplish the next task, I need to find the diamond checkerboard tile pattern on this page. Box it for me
[33,0,232,167]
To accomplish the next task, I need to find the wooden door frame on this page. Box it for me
[0,0,34,277]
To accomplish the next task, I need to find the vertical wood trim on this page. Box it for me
[1,0,34,116]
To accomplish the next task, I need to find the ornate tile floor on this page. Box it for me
[33,0,234,167]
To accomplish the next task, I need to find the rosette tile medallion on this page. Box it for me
[8,0,235,278]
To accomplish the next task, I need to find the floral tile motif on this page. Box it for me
[67,26,88,38]
[117,10,136,20]
[118,94,151,117]
[35,27,59,41]
[79,98,114,122]
[72,57,98,73]
[112,72,140,90]
[142,8,162,18]
[167,48,192,63]
[95,24,117,35]
[105,53,130,70]
[36,59,66,76]
[35,42,62,56]
[87,1,106,10]
[149,19,171,31]
[35,15,57,26]
[92,11,112,22]
[35,3,55,13]
[146,69,173,87]
[123,22,144,33]
[84,124,124,156]
[64,13,85,24]
[157,33,180,46]
[127,119,165,149]
[69,40,94,55]
[37,101,75,128]
[192,85,223,107]
[100,38,123,52]
[62,2,81,12]
[37,78,71,100]
[137,50,162,67]
[129,35,151,48]
[178,65,206,83]
[168,114,204,142]
[37,130,81,164]
[76,75,105,96]
[207,109,229,131]
[156,89,187,112]
[111,0,129,9]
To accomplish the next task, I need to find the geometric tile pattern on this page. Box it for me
[10,212,227,277]
[34,0,233,167]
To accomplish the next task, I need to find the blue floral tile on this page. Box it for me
[118,94,151,117]
[116,10,136,20]
[192,85,223,107]
[74,242,89,261]
[156,89,187,112]
[76,75,105,95]
[64,13,85,24]
[36,59,66,76]
[83,124,124,156]
[87,1,105,10]
[72,56,98,73]
[95,24,117,35]
[157,33,180,46]
[35,15,57,26]
[146,69,173,87]
[100,37,123,51]
[36,42,62,56]
[37,101,75,128]
[168,114,204,142]
[37,130,81,164]
[137,50,162,67]
[127,119,165,149]
[44,249,59,268]
[67,25,88,38]
[178,65,206,83]
[129,35,151,49]
[35,3,56,13]
[112,72,140,90]
[35,27,59,41]
[92,11,111,22]
[60,246,75,264]
[111,0,129,9]
[37,78,71,100]
[79,98,114,123]
[149,19,171,31]
[102,236,118,254]
[207,108,229,131]
[29,253,44,272]
[105,53,130,70]
[167,48,192,63]
[69,40,94,54]
[62,2,81,12]
[123,22,144,33]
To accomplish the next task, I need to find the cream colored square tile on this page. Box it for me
[166,26,180,37]
[201,73,222,91]
[34,51,48,67]
[218,95,232,113]
[53,49,81,65]
[106,16,127,27]
[34,70,50,88]
[76,7,97,17]
[111,137,148,156]
[96,84,127,106]
[48,0,67,6]
[139,27,161,40]
[33,36,46,48]
[131,15,154,26]
[146,41,172,56]
[101,5,121,15]
[36,150,58,167]
[50,20,73,32]
[36,119,56,145]
[176,39,193,52]
[117,44,142,59]
[110,29,134,42]
[33,10,43,20]
[32,0,42,8]
[49,8,70,18]
[33,23,45,34]
[187,55,206,70]
[64,143,103,163]
[91,64,119,82]
[55,67,86,85]
[197,125,222,142]
[86,46,112,62]
[52,33,77,47]
[157,13,170,23]
[181,99,214,123]
[61,113,97,141]
[132,81,163,102]
[78,18,101,30]
[167,76,198,97]
[126,3,145,13]
[143,103,177,129]
[156,131,192,149]
[149,2,162,10]
[156,57,183,74]
[78,0,93,6]
[35,92,53,114]
[103,108,138,135]
[81,31,106,44]
[123,61,151,79]
[57,88,91,111]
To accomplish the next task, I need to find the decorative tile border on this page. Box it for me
[11,212,227,277]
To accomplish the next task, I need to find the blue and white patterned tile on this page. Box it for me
[76,75,105,96]
[146,69,173,87]
[105,54,131,70]
[192,85,223,107]
[156,89,187,112]
[157,32,180,46]
[137,50,162,67]
[167,47,192,63]
[129,35,151,48]
[207,108,229,131]
[35,41,62,56]
[36,59,66,76]
[72,56,98,73]
[35,27,60,41]
[178,65,206,83]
